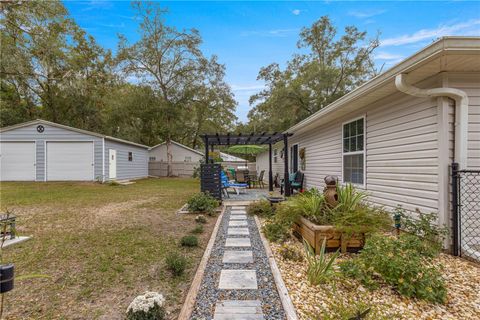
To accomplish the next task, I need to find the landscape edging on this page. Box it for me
[254,215,299,320]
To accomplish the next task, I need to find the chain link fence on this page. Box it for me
[451,163,480,262]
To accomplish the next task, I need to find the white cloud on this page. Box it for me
[81,0,113,12]
[98,22,125,28]
[375,52,404,60]
[240,28,299,37]
[231,84,266,91]
[381,19,480,47]
[292,9,301,16]
[348,9,386,19]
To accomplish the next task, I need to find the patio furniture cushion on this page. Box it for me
[289,172,297,182]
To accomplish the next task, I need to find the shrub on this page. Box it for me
[165,251,187,276]
[263,221,289,243]
[321,298,392,320]
[304,238,339,285]
[340,234,447,303]
[126,291,166,320]
[274,201,301,227]
[332,205,392,235]
[180,235,198,247]
[399,206,449,256]
[247,199,273,218]
[195,214,207,224]
[289,189,329,225]
[278,243,303,261]
[190,224,204,234]
[187,192,219,215]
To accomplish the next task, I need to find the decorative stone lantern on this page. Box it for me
[323,175,338,207]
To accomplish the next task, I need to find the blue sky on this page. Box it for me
[64,1,480,122]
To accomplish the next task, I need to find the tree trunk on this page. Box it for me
[166,137,173,177]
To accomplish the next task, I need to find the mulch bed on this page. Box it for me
[270,239,480,320]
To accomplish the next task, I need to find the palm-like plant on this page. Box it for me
[334,183,367,213]
[290,189,329,224]
[303,237,339,285]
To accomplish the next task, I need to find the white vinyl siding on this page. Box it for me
[447,73,480,169]
[287,89,440,216]
[46,142,94,181]
[149,143,204,163]
[105,140,148,180]
[0,142,36,181]
[366,94,439,214]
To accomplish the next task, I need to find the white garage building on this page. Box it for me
[0,119,149,182]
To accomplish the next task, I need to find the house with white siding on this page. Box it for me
[257,37,480,243]
[0,119,149,182]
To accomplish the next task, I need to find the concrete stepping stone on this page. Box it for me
[229,220,248,227]
[214,300,263,320]
[225,238,251,247]
[218,270,257,289]
[231,206,246,210]
[230,215,247,220]
[227,228,249,235]
[223,250,254,263]
[231,211,247,215]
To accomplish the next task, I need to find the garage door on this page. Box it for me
[0,142,36,181]
[47,142,94,181]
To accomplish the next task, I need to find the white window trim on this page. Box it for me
[341,115,366,189]
[273,148,278,164]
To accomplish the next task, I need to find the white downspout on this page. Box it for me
[395,73,469,169]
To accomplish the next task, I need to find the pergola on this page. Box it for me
[202,132,293,196]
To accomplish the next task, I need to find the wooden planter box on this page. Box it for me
[292,216,365,253]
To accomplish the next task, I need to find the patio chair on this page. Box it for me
[226,170,235,181]
[236,170,247,183]
[291,171,304,193]
[221,171,248,196]
[280,171,304,195]
[250,170,265,189]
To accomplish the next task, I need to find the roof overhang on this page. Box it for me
[287,36,480,135]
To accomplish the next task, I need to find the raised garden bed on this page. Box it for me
[293,216,364,253]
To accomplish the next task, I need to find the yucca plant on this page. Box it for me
[290,190,329,224]
[334,183,367,213]
[303,237,339,285]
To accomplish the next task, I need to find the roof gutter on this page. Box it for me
[395,73,469,169]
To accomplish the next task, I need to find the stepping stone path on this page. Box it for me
[191,205,286,319]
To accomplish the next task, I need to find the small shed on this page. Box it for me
[0,119,149,182]
[148,140,204,163]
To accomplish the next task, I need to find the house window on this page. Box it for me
[128,152,133,162]
[273,149,278,163]
[185,156,191,162]
[149,156,156,161]
[343,117,365,185]
[290,144,298,173]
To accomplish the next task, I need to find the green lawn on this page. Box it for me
[0,178,215,319]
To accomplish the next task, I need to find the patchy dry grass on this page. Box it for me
[0,178,216,319]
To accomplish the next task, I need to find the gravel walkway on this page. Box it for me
[191,206,286,320]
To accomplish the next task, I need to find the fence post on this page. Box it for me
[451,162,460,256]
